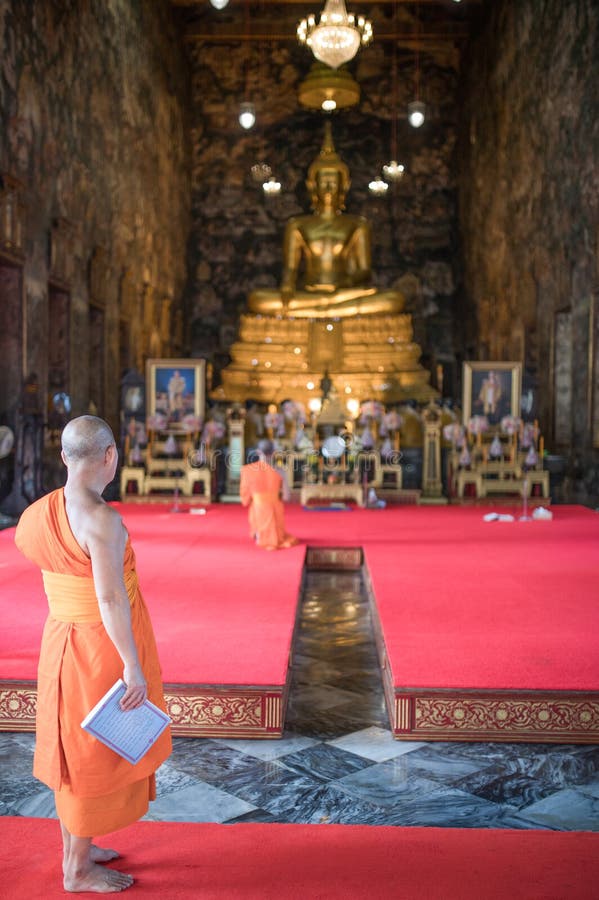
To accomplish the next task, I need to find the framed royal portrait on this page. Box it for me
[146,358,205,430]
[462,361,522,426]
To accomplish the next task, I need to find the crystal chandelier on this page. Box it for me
[262,177,281,195]
[368,176,388,196]
[382,160,405,181]
[297,0,373,70]
[251,162,272,183]
[383,37,405,182]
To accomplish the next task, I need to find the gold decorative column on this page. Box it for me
[419,401,448,505]
[222,413,245,501]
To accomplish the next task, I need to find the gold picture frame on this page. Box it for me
[146,358,205,429]
[462,361,522,426]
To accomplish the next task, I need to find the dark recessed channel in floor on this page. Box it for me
[284,568,389,739]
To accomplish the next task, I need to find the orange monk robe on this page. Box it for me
[14,488,172,838]
[239,460,297,550]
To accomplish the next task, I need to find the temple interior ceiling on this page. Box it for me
[170,0,481,69]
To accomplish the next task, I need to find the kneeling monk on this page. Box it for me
[240,439,298,550]
[15,416,171,893]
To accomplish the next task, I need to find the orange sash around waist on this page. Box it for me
[251,491,281,503]
[41,569,139,623]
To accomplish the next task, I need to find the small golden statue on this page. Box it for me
[248,123,404,319]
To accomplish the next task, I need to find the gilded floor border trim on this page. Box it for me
[390,689,599,743]
[0,680,289,739]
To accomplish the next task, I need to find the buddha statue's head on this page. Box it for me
[306,123,350,212]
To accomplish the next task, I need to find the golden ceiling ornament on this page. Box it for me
[298,62,360,111]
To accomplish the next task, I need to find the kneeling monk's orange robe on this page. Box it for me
[14,488,172,838]
[239,461,296,549]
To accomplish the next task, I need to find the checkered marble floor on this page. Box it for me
[2,569,598,830]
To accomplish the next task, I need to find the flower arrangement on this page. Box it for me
[358,425,376,450]
[382,410,403,433]
[282,400,307,424]
[524,446,539,468]
[458,444,472,467]
[489,435,503,459]
[500,415,521,436]
[130,444,143,465]
[202,419,226,443]
[264,411,285,436]
[146,413,168,432]
[359,400,384,424]
[467,415,489,435]
[443,423,465,446]
[294,427,313,452]
[181,414,203,433]
[520,422,538,449]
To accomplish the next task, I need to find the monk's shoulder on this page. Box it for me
[81,499,124,545]
[93,500,123,531]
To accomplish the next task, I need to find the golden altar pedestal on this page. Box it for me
[215,312,435,406]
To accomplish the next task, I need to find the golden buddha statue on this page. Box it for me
[248,123,404,319]
[215,125,435,408]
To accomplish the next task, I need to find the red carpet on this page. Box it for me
[0,503,305,686]
[2,816,599,899]
[2,503,598,740]
[359,505,599,691]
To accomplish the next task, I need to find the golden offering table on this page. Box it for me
[456,468,484,499]
[120,466,145,496]
[120,430,212,501]
[478,460,525,497]
[381,463,403,491]
[300,482,365,507]
[451,449,550,500]
[524,469,550,498]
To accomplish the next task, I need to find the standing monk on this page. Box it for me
[14,416,171,893]
[240,439,298,551]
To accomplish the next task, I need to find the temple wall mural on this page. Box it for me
[458,0,599,497]
[0,0,191,432]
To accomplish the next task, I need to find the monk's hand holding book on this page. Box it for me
[120,661,148,711]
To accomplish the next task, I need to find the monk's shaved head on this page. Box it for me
[61,416,115,462]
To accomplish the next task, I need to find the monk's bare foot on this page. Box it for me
[64,862,133,893]
[90,844,120,864]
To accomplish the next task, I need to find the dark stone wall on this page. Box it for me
[0,0,190,433]
[186,34,462,394]
[458,0,599,500]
